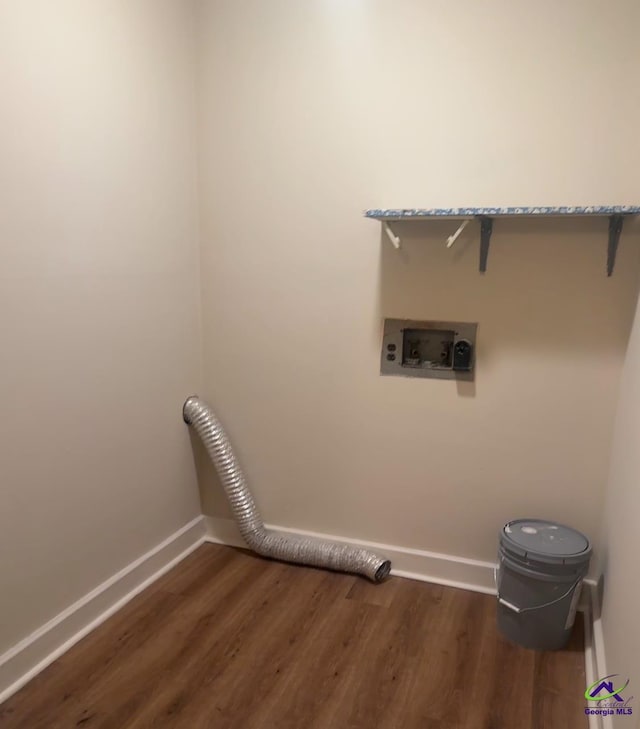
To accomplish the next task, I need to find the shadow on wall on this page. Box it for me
[377,216,640,381]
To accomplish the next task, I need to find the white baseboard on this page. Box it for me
[204,517,598,609]
[203,515,498,595]
[583,581,613,729]
[0,515,206,706]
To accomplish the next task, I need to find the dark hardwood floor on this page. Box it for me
[0,544,587,729]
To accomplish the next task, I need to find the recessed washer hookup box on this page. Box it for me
[380,319,477,381]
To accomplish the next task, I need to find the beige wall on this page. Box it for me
[196,0,640,562]
[0,1,202,655]
[0,0,638,685]
[600,291,640,725]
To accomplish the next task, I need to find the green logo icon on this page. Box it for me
[585,675,630,702]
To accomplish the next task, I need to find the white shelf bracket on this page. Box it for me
[383,222,401,249]
[446,219,471,249]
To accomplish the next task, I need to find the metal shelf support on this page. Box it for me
[479,216,493,273]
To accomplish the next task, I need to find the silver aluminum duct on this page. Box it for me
[183,396,391,583]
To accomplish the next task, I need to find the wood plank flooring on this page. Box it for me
[0,544,587,729]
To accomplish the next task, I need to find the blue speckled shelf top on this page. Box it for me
[366,206,640,220]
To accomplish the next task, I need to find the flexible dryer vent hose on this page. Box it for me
[183,396,391,583]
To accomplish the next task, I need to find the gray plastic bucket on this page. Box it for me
[496,519,591,651]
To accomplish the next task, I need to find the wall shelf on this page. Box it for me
[365,206,640,275]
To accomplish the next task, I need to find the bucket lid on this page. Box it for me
[500,519,591,564]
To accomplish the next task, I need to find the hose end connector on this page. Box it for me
[375,560,392,583]
[183,395,200,425]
